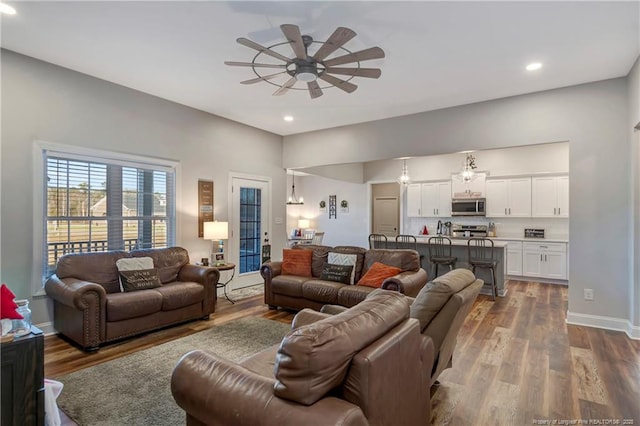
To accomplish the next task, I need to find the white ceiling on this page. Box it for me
[1,1,638,136]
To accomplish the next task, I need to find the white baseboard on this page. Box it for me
[566,311,640,340]
[35,321,56,336]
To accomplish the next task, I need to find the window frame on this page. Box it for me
[32,140,181,296]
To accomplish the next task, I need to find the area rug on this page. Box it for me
[56,317,290,426]
[229,283,264,301]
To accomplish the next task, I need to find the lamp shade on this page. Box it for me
[203,221,228,240]
[297,219,310,229]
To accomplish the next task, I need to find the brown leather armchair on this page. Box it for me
[45,247,219,351]
[323,268,483,385]
[171,289,435,426]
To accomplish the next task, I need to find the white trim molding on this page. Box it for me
[566,311,640,340]
[36,321,56,336]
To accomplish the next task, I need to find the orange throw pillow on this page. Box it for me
[357,262,402,288]
[281,249,313,277]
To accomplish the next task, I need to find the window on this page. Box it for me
[40,144,177,282]
[239,187,262,274]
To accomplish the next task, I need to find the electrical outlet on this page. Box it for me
[584,289,594,301]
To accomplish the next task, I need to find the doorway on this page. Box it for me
[229,175,270,289]
[371,183,400,237]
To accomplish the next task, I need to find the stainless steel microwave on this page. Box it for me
[451,198,486,216]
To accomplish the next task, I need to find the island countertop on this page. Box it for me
[413,236,509,248]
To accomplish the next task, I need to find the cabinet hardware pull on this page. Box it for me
[509,208,511,215]
[554,207,557,215]
[505,208,507,215]
[558,208,560,215]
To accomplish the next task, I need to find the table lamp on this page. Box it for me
[203,221,229,266]
[297,219,310,229]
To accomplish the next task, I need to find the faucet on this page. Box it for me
[437,220,443,235]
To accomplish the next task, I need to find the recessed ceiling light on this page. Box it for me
[526,62,542,71]
[283,115,294,122]
[0,3,16,15]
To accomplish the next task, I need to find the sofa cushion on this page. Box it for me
[293,245,331,278]
[357,262,402,288]
[327,253,357,284]
[410,268,476,331]
[302,280,343,304]
[281,249,312,277]
[106,290,163,322]
[271,275,307,298]
[320,263,353,285]
[331,246,367,282]
[337,284,377,307]
[364,249,420,273]
[56,251,130,294]
[130,247,189,284]
[274,289,410,405]
[154,282,204,311]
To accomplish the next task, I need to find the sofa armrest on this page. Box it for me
[320,304,349,315]
[381,268,428,297]
[291,309,332,329]
[260,261,282,307]
[45,275,107,310]
[171,350,368,426]
[178,263,220,286]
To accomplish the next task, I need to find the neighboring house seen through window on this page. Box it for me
[42,148,176,281]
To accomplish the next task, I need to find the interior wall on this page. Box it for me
[628,55,640,329]
[0,50,285,326]
[284,78,632,330]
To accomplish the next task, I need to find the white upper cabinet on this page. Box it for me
[485,177,531,217]
[406,181,451,218]
[532,175,569,217]
[451,172,486,198]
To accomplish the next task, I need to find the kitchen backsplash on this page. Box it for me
[404,216,569,239]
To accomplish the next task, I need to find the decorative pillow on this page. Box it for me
[356,262,402,288]
[118,269,162,292]
[281,249,312,277]
[320,263,354,284]
[327,252,357,284]
[115,257,159,292]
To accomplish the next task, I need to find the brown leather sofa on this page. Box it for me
[323,268,483,385]
[171,289,435,426]
[45,247,219,351]
[260,245,428,312]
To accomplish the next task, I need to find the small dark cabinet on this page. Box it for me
[1,326,45,426]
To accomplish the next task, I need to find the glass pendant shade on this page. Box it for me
[397,160,411,185]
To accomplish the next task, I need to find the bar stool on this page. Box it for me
[467,238,498,300]
[368,233,388,249]
[428,236,457,278]
[395,234,425,266]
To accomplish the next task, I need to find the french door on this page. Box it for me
[229,175,270,289]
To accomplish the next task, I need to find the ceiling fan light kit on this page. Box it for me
[225,24,385,99]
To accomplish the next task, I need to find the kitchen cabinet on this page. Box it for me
[522,242,567,279]
[451,172,486,198]
[532,175,569,217]
[505,240,523,276]
[485,178,531,217]
[406,181,451,217]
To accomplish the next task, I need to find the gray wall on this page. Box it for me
[284,78,633,329]
[0,50,285,325]
[629,56,640,328]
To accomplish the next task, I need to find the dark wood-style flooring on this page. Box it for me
[45,281,640,425]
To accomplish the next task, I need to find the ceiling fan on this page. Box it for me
[225,24,385,99]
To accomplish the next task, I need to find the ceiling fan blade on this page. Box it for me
[322,47,385,67]
[325,67,381,78]
[240,72,287,85]
[312,27,356,61]
[236,38,292,63]
[307,81,323,99]
[273,77,297,96]
[280,24,307,60]
[318,74,357,93]
[225,61,286,69]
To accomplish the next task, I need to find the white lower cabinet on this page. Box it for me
[522,242,567,279]
[505,241,523,276]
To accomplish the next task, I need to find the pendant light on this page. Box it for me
[286,170,304,205]
[460,153,477,183]
[397,159,411,186]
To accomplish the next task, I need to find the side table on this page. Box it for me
[1,326,44,426]
[215,262,236,303]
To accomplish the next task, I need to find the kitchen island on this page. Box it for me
[390,236,508,297]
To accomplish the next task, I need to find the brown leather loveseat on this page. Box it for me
[45,247,219,351]
[171,289,435,426]
[261,245,428,312]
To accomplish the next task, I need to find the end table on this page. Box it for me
[215,262,236,303]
